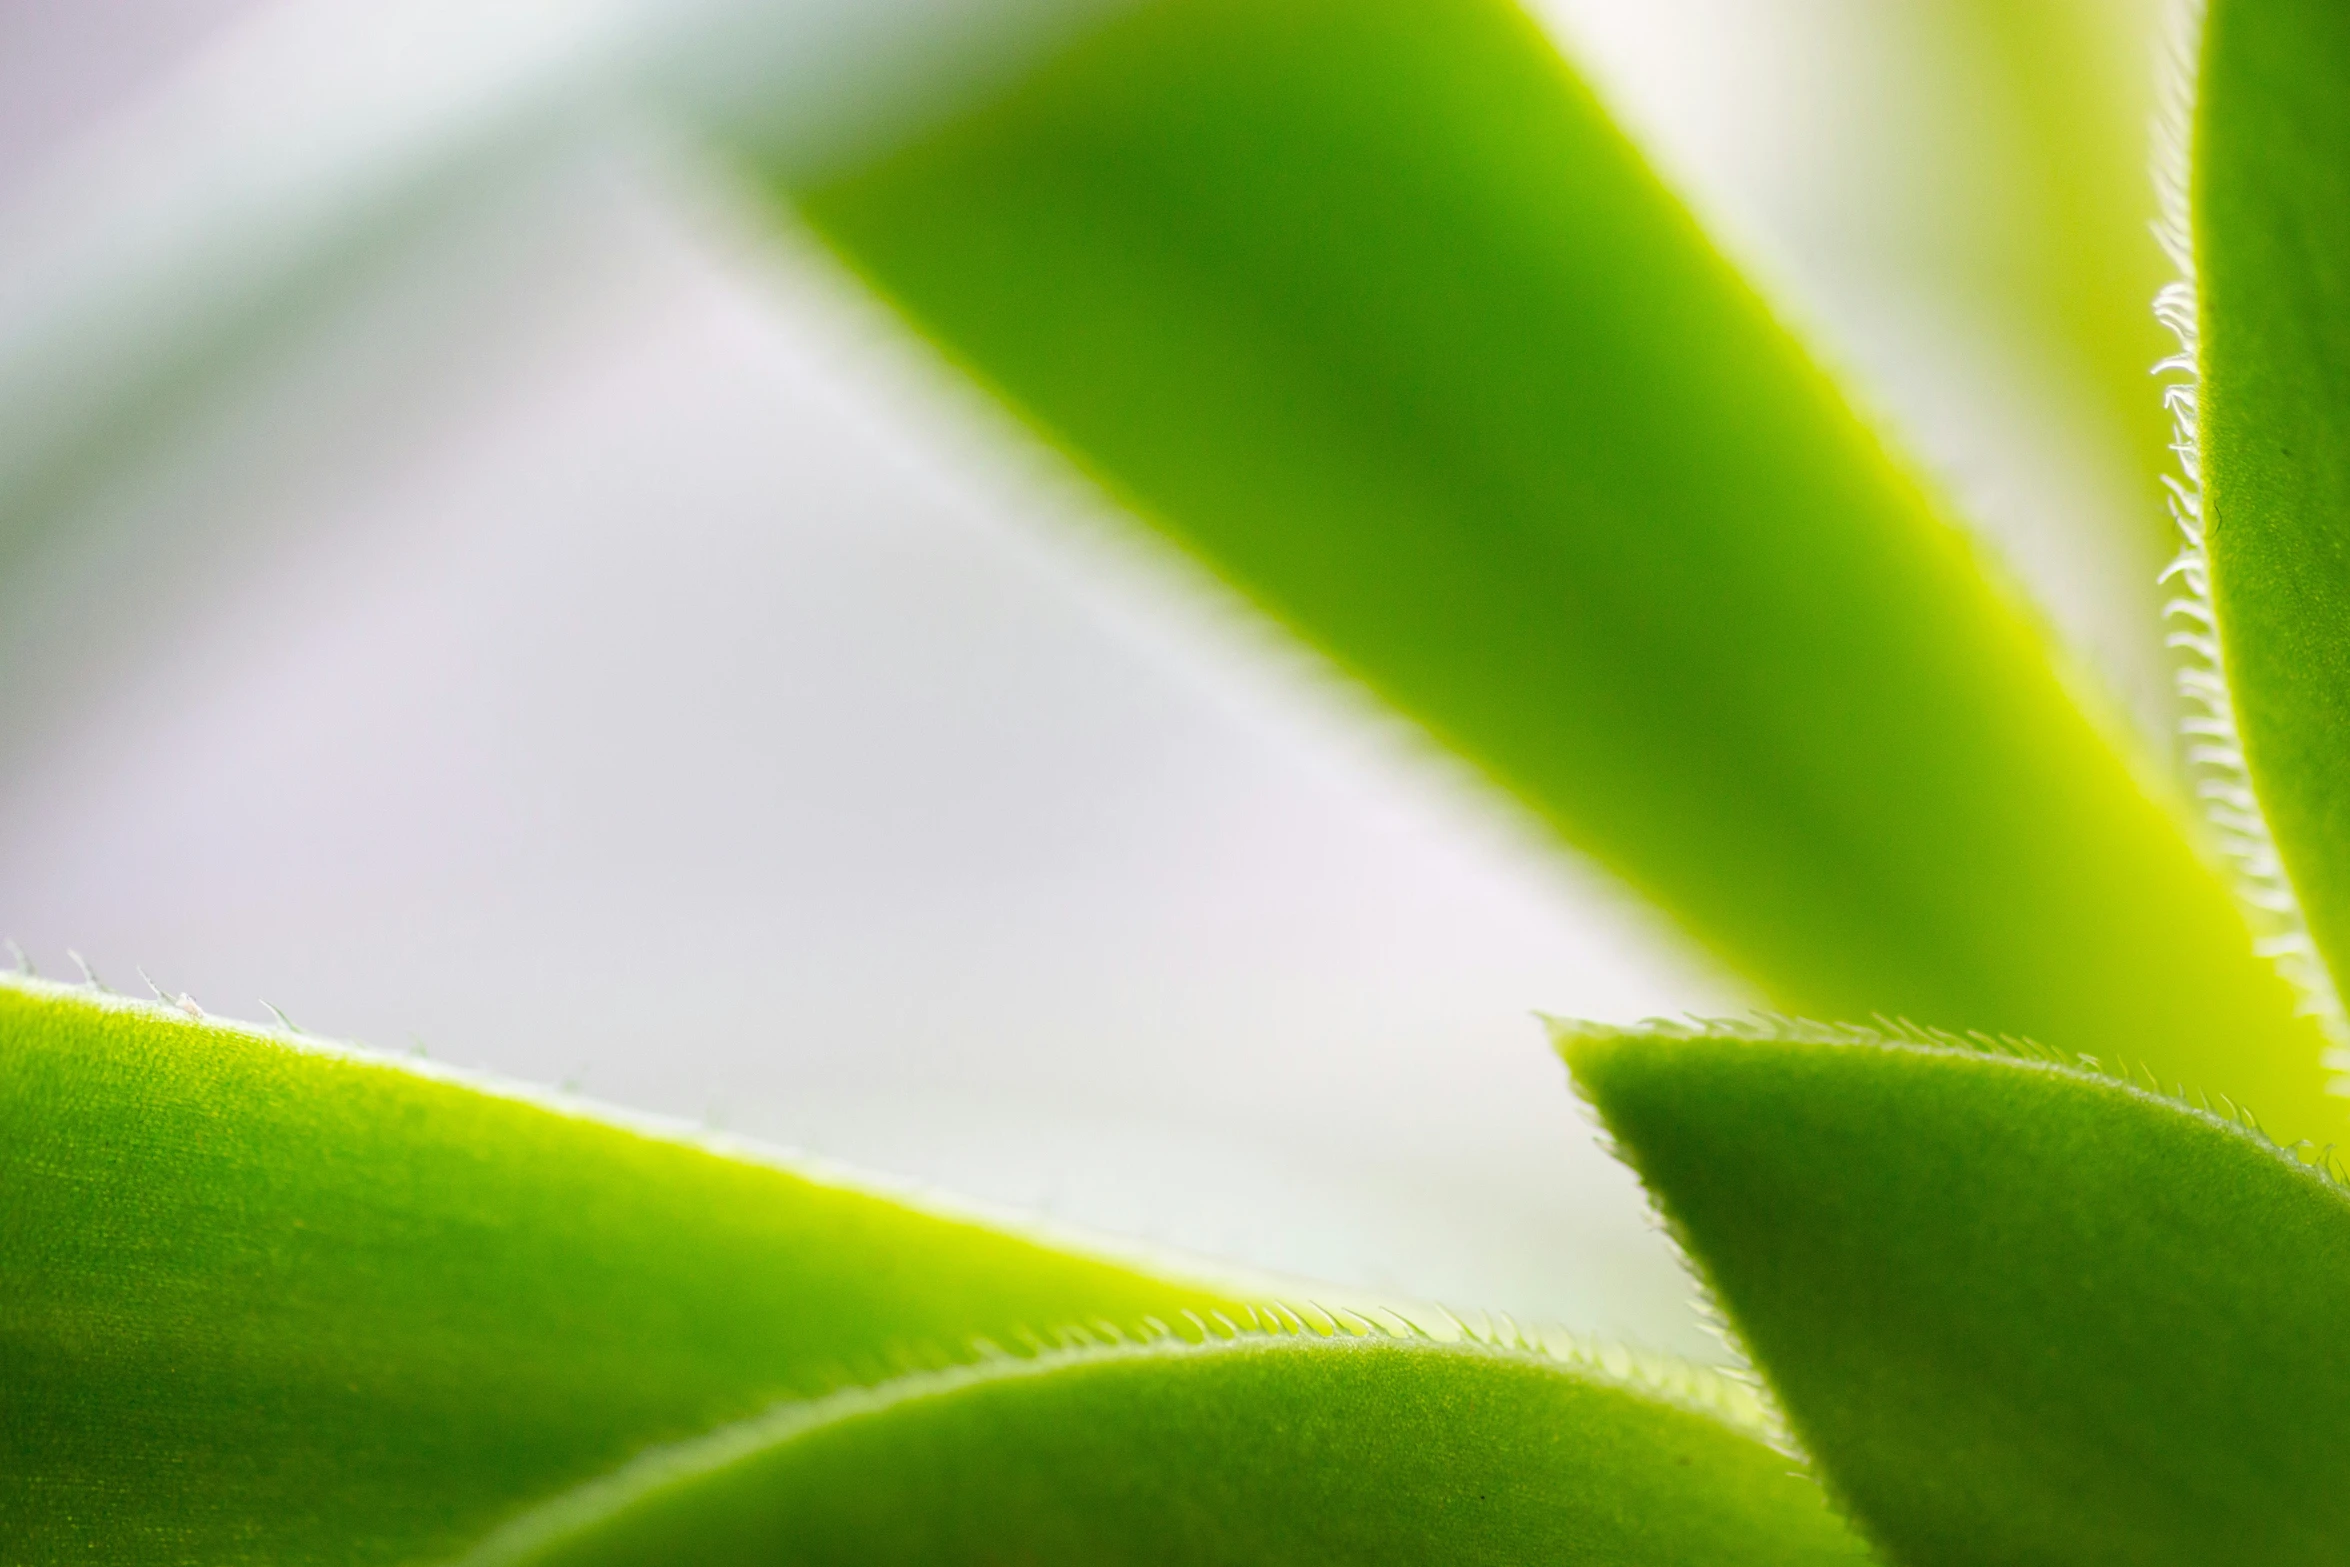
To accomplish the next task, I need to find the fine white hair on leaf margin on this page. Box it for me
[2149,0,2350,1061]
[1556,1012,2350,1187]
[446,1326,1778,1567]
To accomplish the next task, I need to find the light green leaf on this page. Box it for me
[2193,0,2350,1004]
[1559,1018,2350,1566]
[460,1332,1869,1567]
[0,976,1253,1564]
[1964,0,2179,564]
[771,0,2330,1133]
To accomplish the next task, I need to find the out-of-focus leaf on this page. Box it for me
[461,1333,1870,1567]
[1956,0,2179,558]
[0,0,1096,638]
[0,976,1253,1565]
[2194,0,2350,999]
[777,0,2332,1135]
[1560,1018,2350,1565]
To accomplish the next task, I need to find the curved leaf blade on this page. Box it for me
[0,977,1251,1565]
[463,1334,1870,1566]
[1560,1019,2350,1565]
[2195,0,2350,1000]
[777,0,2327,1128]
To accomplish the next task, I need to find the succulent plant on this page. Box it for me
[11,0,2350,1561]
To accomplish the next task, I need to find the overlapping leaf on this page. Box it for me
[460,1333,1868,1567]
[1562,1019,2350,1565]
[0,978,1253,1564]
[2194,0,2350,999]
[768,0,2328,1133]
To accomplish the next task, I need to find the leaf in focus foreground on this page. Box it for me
[462,1334,1869,1567]
[2194,0,2350,1001]
[770,0,2330,1133]
[1561,1019,2350,1566]
[0,977,1251,1565]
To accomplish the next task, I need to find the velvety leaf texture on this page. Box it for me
[2197,0,2350,993]
[1561,1020,2350,1566]
[461,1335,1869,1567]
[773,0,2331,1134]
[0,978,1251,1565]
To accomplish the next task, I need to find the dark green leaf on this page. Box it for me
[462,1332,1870,1567]
[2194,0,2350,1004]
[1561,1018,2350,1565]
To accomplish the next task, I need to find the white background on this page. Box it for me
[0,0,2168,1355]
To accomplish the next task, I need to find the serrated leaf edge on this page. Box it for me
[2149,0,2350,1056]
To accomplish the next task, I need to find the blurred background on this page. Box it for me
[0,0,2172,1357]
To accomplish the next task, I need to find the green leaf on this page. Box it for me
[1962,0,2179,567]
[770,0,2329,1132]
[458,1332,1869,1567]
[2193,0,2350,1003]
[1559,1018,2350,1566]
[0,976,1253,1565]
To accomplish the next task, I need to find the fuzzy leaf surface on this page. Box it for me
[462,1334,1870,1567]
[2197,0,2350,994]
[0,977,1250,1565]
[1561,1020,2350,1565]
[778,0,2325,1128]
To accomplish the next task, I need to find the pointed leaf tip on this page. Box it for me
[1563,1021,2350,1565]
